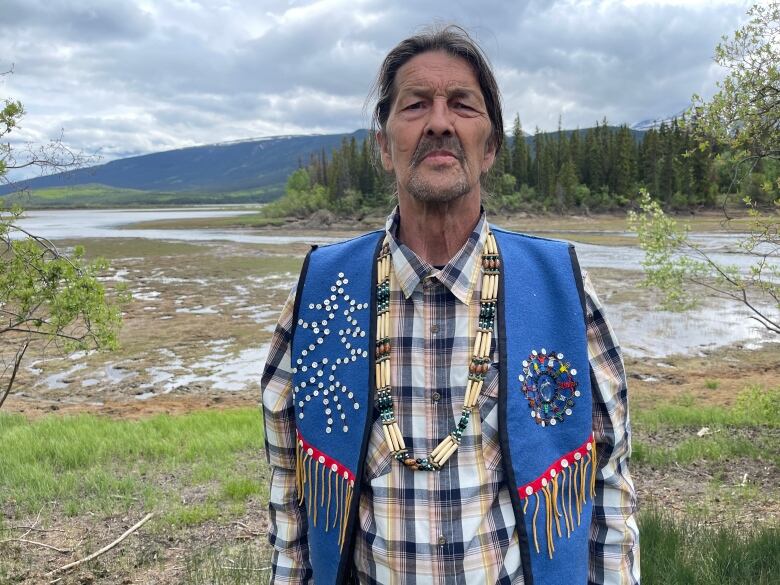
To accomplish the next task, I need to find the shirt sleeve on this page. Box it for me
[582,272,641,585]
[261,284,313,584]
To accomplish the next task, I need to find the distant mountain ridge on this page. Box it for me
[1,125,650,201]
[0,130,369,198]
[630,108,689,131]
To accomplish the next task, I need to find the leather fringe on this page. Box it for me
[296,441,354,550]
[528,440,597,559]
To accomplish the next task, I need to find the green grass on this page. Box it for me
[704,379,719,390]
[16,184,149,200]
[629,386,779,466]
[163,502,222,529]
[5,183,281,208]
[183,542,272,584]
[640,509,779,584]
[632,433,776,466]
[634,385,780,429]
[0,408,264,516]
[222,477,263,501]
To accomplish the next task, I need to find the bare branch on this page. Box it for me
[0,340,28,408]
[0,538,71,554]
[45,513,154,576]
[1,328,89,343]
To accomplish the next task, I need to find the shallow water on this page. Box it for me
[574,240,771,274]
[12,207,341,245]
[14,209,771,273]
[11,207,779,359]
[610,299,778,358]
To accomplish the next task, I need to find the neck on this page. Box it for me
[396,193,481,266]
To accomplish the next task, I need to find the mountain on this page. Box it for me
[1,125,648,205]
[0,130,369,198]
[631,108,689,131]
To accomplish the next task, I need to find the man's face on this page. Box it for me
[378,51,496,204]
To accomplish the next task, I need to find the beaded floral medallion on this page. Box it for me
[519,349,579,427]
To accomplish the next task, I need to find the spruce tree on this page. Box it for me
[511,114,529,187]
[613,125,636,198]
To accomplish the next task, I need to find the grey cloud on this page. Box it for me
[0,0,754,166]
[483,1,747,127]
[1,0,152,42]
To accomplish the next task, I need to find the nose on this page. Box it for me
[424,97,454,137]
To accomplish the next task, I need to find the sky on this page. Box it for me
[0,0,753,167]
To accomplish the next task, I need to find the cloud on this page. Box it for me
[1,0,152,42]
[0,0,752,168]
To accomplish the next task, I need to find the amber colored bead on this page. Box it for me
[469,363,477,374]
[495,258,501,268]
[481,363,489,374]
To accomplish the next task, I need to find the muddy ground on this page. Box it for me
[1,225,778,584]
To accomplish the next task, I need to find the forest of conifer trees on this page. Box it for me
[265,114,780,218]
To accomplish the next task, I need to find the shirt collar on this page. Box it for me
[384,205,488,305]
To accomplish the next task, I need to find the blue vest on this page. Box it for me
[290,228,594,585]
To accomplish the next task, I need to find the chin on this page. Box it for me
[405,173,472,204]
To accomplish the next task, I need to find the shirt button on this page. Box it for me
[437,535,447,545]
[430,324,439,334]
[432,391,441,402]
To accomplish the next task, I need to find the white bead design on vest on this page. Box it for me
[292,272,369,434]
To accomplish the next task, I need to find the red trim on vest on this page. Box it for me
[296,430,357,486]
[516,434,594,499]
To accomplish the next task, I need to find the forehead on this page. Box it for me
[393,50,483,98]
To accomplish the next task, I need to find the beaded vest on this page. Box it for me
[289,228,595,585]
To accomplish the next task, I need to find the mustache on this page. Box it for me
[410,136,465,167]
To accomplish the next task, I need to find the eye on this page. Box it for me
[454,102,474,111]
[404,101,424,110]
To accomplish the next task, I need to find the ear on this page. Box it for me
[376,130,394,173]
[481,138,497,175]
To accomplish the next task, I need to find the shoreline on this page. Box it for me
[120,208,761,233]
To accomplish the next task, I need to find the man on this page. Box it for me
[262,26,639,585]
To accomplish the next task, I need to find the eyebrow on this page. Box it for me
[397,86,481,101]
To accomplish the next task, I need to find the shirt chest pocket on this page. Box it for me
[474,361,503,472]
[364,363,504,480]
[364,418,394,482]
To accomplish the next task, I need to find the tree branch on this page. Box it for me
[0,340,29,408]
[45,513,154,577]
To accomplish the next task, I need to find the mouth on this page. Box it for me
[411,138,465,168]
[422,150,458,164]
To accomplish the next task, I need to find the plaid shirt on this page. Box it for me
[262,210,640,585]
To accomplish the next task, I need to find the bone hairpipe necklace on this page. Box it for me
[373,232,499,471]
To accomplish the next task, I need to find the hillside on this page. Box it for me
[0,131,369,203]
[0,126,647,208]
